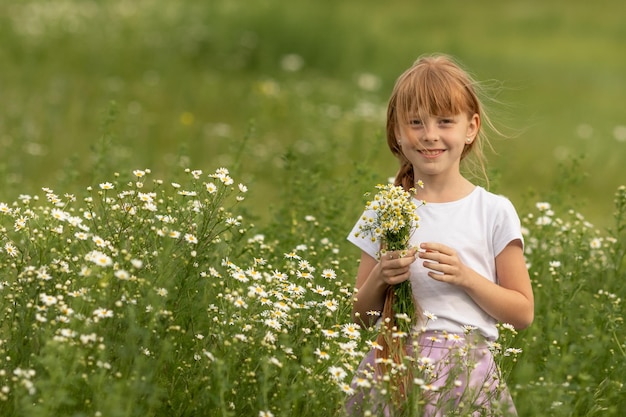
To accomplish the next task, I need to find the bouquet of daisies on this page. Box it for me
[355,183,424,405]
[356,183,423,334]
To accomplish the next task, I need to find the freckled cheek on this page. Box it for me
[399,136,420,150]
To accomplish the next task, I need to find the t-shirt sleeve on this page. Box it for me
[346,210,381,260]
[492,196,524,257]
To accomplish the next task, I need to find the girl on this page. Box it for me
[345,54,534,416]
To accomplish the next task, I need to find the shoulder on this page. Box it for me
[473,187,518,212]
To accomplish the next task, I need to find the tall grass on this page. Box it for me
[0,150,624,416]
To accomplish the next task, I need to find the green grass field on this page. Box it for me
[0,1,625,416]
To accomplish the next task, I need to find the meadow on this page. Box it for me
[0,0,625,416]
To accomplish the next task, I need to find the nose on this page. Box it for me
[421,121,439,142]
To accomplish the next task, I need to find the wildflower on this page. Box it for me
[367,340,384,351]
[0,202,11,214]
[323,299,338,312]
[314,348,330,360]
[156,288,168,297]
[312,285,330,296]
[392,330,408,339]
[114,269,130,280]
[178,190,197,196]
[259,411,275,417]
[248,285,268,298]
[36,267,52,281]
[504,348,523,356]
[86,250,113,267]
[59,328,76,338]
[225,217,240,226]
[321,329,339,338]
[184,233,198,244]
[590,238,602,249]
[4,242,18,258]
[269,357,283,368]
[99,182,114,190]
[355,377,372,388]
[272,270,288,281]
[536,202,551,211]
[536,216,553,226]
[133,170,146,178]
[342,323,361,339]
[39,293,58,306]
[322,269,337,279]
[14,216,28,231]
[231,270,249,283]
[233,297,247,308]
[423,311,438,321]
[264,318,281,330]
[58,305,74,317]
[274,301,291,311]
[298,259,313,270]
[138,192,153,203]
[328,366,347,381]
[340,383,355,395]
[339,341,360,357]
[286,284,305,296]
[238,183,248,193]
[93,308,114,318]
[206,183,217,194]
[51,208,69,221]
[296,270,313,279]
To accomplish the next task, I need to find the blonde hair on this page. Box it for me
[386,53,498,190]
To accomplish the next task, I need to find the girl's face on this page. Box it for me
[396,112,479,181]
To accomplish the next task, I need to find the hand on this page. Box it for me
[418,242,469,287]
[379,248,417,286]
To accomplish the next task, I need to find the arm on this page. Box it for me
[351,249,417,327]
[418,240,534,329]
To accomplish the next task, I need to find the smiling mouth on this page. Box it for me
[419,149,444,158]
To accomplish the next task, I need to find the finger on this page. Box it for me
[419,250,443,263]
[422,260,442,272]
[420,242,450,255]
[427,271,447,282]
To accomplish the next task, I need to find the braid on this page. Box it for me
[394,161,415,192]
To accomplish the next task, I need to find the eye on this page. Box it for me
[409,119,422,126]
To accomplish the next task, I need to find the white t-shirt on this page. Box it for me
[347,186,523,340]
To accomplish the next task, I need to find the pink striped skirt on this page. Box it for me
[345,332,517,416]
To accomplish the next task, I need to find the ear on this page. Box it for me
[394,127,403,144]
[465,113,480,142]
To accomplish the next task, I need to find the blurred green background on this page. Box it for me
[1,0,625,227]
